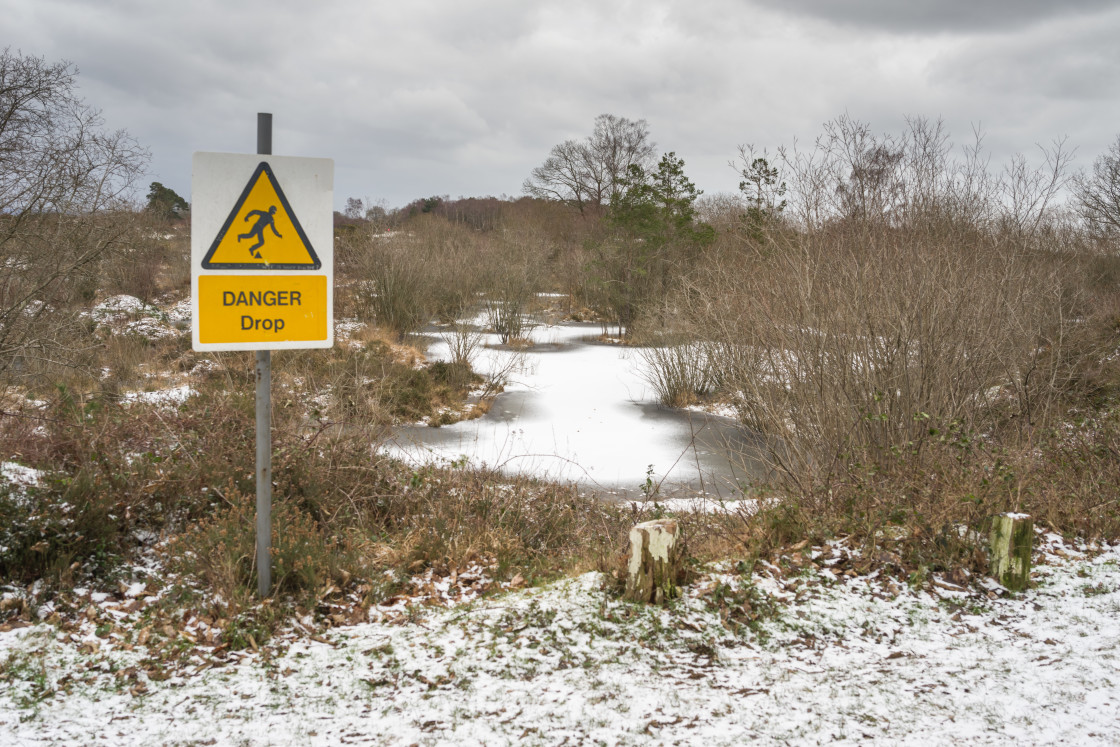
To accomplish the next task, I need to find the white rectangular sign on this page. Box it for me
[191,152,334,351]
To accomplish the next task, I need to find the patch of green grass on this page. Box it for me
[0,651,54,711]
[1081,581,1114,597]
[700,578,782,640]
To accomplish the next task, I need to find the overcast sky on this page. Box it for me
[6,0,1120,211]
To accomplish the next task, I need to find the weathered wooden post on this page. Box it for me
[989,513,1033,591]
[624,519,683,604]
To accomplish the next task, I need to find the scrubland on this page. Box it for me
[2,110,1120,743]
[3,115,1120,641]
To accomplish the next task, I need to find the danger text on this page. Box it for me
[222,290,302,307]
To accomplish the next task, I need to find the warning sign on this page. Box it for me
[202,162,321,270]
[191,152,334,352]
[197,275,328,344]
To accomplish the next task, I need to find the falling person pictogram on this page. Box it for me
[201,161,322,270]
[237,206,282,258]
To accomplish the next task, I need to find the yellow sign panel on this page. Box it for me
[202,162,321,270]
[198,275,327,344]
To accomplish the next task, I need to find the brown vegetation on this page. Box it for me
[2,92,1120,649]
[639,116,1120,571]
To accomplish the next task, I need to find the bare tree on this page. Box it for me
[770,115,1070,238]
[0,49,148,380]
[523,114,656,215]
[344,197,364,220]
[999,138,1073,238]
[1074,134,1120,240]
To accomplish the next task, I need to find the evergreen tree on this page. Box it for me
[592,153,712,336]
[145,182,189,221]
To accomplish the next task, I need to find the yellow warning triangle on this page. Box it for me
[202,162,321,270]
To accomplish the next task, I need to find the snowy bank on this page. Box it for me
[1,540,1118,745]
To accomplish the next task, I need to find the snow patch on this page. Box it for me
[122,385,195,407]
[1,462,43,490]
[86,295,178,340]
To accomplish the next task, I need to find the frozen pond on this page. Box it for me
[382,322,767,498]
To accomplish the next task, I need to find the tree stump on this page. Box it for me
[989,513,1033,591]
[624,519,682,604]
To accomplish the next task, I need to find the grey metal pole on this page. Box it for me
[257,113,272,158]
[256,112,273,598]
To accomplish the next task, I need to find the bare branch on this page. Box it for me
[523,115,655,215]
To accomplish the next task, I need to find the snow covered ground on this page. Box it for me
[2,536,1118,745]
[86,294,178,341]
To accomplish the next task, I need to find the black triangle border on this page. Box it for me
[201,161,322,270]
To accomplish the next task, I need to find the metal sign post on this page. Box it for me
[190,114,334,599]
[255,112,272,598]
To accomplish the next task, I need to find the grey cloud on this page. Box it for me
[6,0,1120,208]
[752,0,1120,33]
[933,16,1120,102]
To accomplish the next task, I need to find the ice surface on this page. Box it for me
[384,323,763,496]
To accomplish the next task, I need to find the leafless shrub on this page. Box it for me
[419,217,489,324]
[771,115,1070,236]
[101,216,174,304]
[1073,133,1120,244]
[639,339,716,408]
[344,215,492,339]
[485,292,535,344]
[348,229,434,338]
[479,211,548,344]
[680,116,1086,497]
[701,229,1072,491]
[0,50,148,385]
[440,321,485,368]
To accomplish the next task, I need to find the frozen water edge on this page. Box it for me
[1,543,1118,744]
[382,322,766,497]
